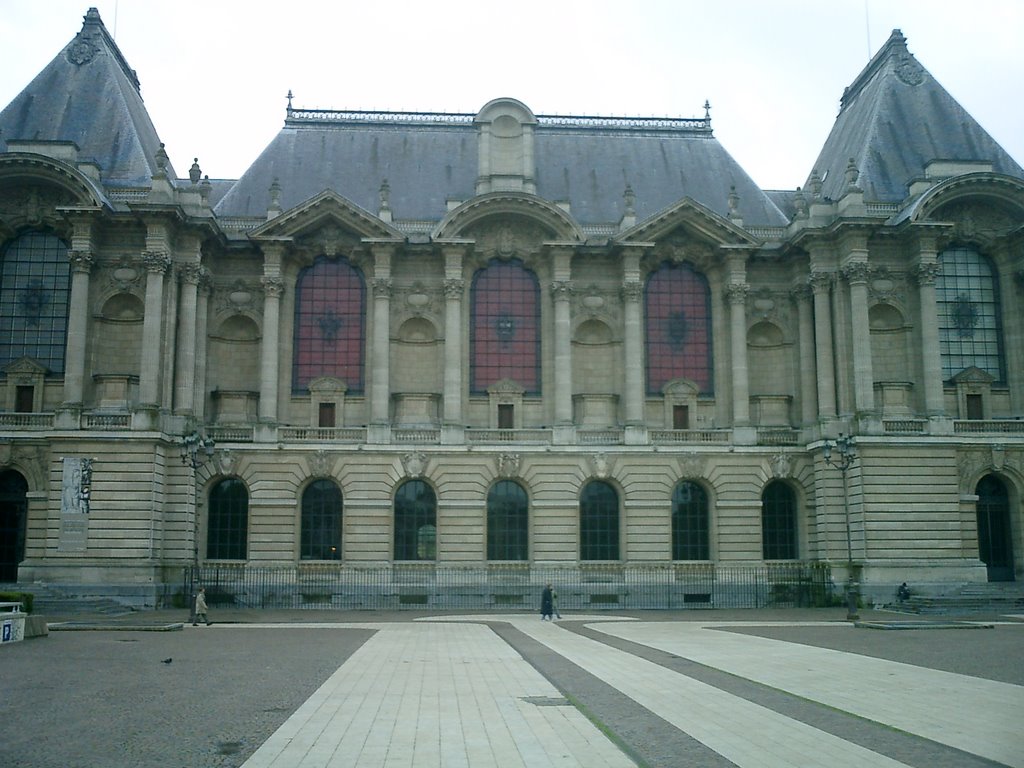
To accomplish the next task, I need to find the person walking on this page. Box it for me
[552,585,561,619]
[541,583,554,621]
[193,587,212,626]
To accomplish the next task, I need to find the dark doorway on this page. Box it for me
[0,470,28,582]
[976,475,1015,582]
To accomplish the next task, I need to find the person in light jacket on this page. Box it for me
[193,587,211,626]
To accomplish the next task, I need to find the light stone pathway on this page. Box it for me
[594,620,1024,768]
[236,621,637,768]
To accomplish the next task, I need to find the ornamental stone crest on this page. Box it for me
[677,454,704,480]
[310,449,332,478]
[894,55,924,86]
[590,452,612,479]
[402,451,428,479]
[496,453,522,479]
[217,449,237,477]
[67,39,98,65]
[770,453,792,479]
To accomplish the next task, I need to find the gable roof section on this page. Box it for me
[808,30,1024,204]
[0,8,170,186]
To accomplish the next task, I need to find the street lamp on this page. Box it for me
[180,431,215,621]
[822,433,859,621]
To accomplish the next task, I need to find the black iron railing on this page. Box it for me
[180,562,833,612]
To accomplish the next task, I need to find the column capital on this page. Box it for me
[912,262,942,287]
[789,282,812,303]
[620,280,642,302]
[724,282,750,305]
[142,251,171,274]
[67,249,95,274]
[841,262,871,285]
[550,280,574,300]
[179,263,204,285]
[372,277,393,298]
[809,271,834,292]
[443,278,465,299]
[261,275,285,298]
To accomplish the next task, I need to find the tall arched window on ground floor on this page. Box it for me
[976,474,1014,581]
[672,480,709,560]
[0,470,28,582]
[394,480,436,561]
[580,480,619,561]
[301,479,342,560]
[207,478,248,560]
[487,480,528,561]
[761,481,797,560]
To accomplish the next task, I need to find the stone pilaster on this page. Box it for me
[726,282,751,425]
[139,249,170,409]
[913,258,945,416]
[173,262,203,415]
[842,260,875,415]
[810,271,837,418]
[791,282,818,425]
[62,248,94,407]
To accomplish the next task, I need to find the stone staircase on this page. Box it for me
[0,583,136,617]
[898,583,1024,615]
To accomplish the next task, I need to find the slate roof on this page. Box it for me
[214,111,790,228]
[808,29,1024,203]
[0,8,171,186]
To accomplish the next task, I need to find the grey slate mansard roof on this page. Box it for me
[0,8,172,186]
[808,29,1024,203]
[214,110,790,229]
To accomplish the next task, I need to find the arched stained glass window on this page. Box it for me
[0,231,71,373]
[487,480,528,561]
[672,481,709,560]
[301,479,342,560]
[470,259,540,394]
[645,263,712,394]
[762,481,797,560]
[936,247,1004,382]
[580,481,619,561]
[293,257,365,393]
[207,478,248,560]
[394,480,436,561]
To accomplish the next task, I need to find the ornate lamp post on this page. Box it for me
[181,431,215,621]
[823,433,859,621]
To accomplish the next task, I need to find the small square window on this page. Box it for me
[318,402,336,428]
[15,386,34,413]
[498,403,514,429]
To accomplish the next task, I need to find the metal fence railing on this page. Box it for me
[181,562,834,612]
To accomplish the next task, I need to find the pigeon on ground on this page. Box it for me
[161,658,172,664]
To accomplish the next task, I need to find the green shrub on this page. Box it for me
[0,591,33,614]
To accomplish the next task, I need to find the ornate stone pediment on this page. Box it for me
[248,189,405,244]
[951,366,994,385]
[3,357,48,378]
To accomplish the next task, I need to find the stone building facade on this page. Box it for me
[0,9,1022,605]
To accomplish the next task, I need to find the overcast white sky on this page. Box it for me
[1,0,1021,190]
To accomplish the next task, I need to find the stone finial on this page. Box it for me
[199,175,212,204]
[703,99,711,125]
[378,179,392,223]
[189,158,202,184]
[845,157,861,191]
[286,89,294,116]
[727,185,740,219]
[808,168,823,199]
[793,187,808,219]
[623,184,636,217]
[267,177,282,220]
[153,143,168,179]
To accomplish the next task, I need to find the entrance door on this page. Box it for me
[0,470,28,582]
[976,475,1015,582]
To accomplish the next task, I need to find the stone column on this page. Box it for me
[174,263,202,415]
[792,283,818,425]
[369,245,395,426]
[810,272,837,418]
[551,280,573,424]
[442,246,466,428]
[726,283,751,425]
[139,250,170,409]
[194,277,211,421]
[258,244,285,423]
[62,249,94,407]
[842,261,875,414]
[620,248,645,427]
[914,259,945,416]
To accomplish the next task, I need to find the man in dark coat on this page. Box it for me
[541,583,554,620]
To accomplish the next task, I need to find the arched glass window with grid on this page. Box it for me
[301,479,342,560]
[394,480,436,561]
[761,481,797,560]
[672,481,709,560]
[487,480,529,561]
[207,478,248,560]
[293,257,365,393]
[0,231,71,373]
[936,247,1004,382]
[470,259,540,394]
[645,262,713,394]
[580,481,620,561]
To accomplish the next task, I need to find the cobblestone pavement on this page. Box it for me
[0,607,1021,767]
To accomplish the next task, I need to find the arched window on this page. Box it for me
[207,478,248,560]
[936,247,1004,382]
[976,475,1014,581]
[672,481,709,560]
[487,480,528,561]
[580,481,619,561]
[0,470,28,582]
[470,259,540,394]
[301,479,342,560]
[394,480,436,561]
[293,257,365,393]
[762,481,797,560]
[645,262,712,394]
[0,231,71,373]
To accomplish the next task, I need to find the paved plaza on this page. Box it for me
[1,608,1022,767]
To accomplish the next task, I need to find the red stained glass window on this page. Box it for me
[470,260,540,394]
[645,263,712,394]
[293,258,365,393]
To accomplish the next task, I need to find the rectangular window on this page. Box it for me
[15,385,34,413]
[673,405,689,430]
[498,403,514,429]
[318,402,336,428]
